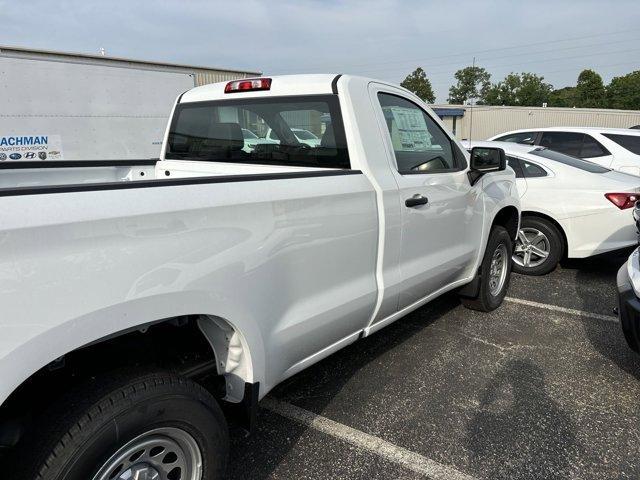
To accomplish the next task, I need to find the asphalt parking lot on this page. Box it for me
[226,249,640,480]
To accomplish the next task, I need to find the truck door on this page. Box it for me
[373,90,483,309]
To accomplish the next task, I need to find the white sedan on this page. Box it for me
[241,128,279,153]
[467,141,639,275]
[266,127,321,147]
[488,127,640,176]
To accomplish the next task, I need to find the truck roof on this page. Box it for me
[179,74,412,103]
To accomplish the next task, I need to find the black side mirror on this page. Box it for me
[468,147,506,185]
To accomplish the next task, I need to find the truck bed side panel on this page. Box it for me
[0,172,378,403]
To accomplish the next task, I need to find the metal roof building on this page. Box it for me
[0,44,261,86]
[431,104,640,141]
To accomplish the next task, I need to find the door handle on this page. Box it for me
[405,194,429,208]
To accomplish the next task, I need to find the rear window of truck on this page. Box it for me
[166,95,350,169]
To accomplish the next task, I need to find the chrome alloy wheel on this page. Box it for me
[92,427,202,480]
[513,227,550,269]
[488,243,508,296]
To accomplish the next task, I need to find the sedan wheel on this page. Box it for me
[513,227,550,269]
[511,216,563,276]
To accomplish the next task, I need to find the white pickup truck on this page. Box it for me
[0,74,519,480]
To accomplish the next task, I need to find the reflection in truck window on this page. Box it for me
[377,93,461,174]
[167,95,350,169]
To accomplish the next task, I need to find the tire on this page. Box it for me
[12,371,229,480]
[512,216,563,276]
[461,225,513,312]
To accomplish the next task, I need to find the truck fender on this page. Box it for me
[0,291,266,411]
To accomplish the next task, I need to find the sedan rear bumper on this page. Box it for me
[567,210,636,258]
[617,261,640,352]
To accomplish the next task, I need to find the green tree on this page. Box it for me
[576,69,606,108]
[400,67,435,103]
[482,72,552,106]
[548,86,578,107]
[518,73,553,106]
[448,66,491,104]
[607,71,640,110]
[483,73,520,105]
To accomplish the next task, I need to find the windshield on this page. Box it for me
[294,130,318,140]
[166,95,349,169]
[529,148,610,173]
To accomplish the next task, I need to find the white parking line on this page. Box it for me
[262,398,477,480]
[505,297,619,323]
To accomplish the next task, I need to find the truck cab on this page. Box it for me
[0,74,519,480]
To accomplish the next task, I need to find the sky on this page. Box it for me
[1,0,639,103]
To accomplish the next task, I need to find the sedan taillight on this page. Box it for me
[605,192,639,210]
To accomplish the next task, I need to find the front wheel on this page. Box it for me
[12,371,229,480]
[461,225,513,312]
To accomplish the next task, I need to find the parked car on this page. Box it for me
[488,127,640,176]
[617,201,640,352]
[617,244,640,353]
[266,127,321,147]
[466,141,639,275]
[0,74,519,480]
[240,128,278,152]
[241,127,260,152]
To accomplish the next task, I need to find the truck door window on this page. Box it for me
[377,93,462,174]
[167,95,350,169]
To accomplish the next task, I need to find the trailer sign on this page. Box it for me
[0,135,63,160]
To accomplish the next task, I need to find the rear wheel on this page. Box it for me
[461,225,513,312]
[12,371,229,480]
[513,216,563,276]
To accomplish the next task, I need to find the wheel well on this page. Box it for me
[0,314,254,447]
[521,211,568,258]
[492,206,519,241]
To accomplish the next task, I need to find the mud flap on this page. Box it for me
[458,270,482,298]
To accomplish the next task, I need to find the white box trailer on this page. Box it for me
[0,53,197,160]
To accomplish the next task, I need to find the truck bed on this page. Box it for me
[0,159,334,191]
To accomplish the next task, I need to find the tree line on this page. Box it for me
[400,66,640,110]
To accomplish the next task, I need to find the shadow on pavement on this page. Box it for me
[466,358,580,480]
[571,249,640,380]
[226,294,460,479]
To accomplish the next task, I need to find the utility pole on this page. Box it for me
[468,56,475,141]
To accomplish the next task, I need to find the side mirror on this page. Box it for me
[468,147,506,185]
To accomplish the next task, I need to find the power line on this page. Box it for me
[431,47,640,77]
[350,37,640,77]
[347,47,640,83]
[271,27,639,74]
